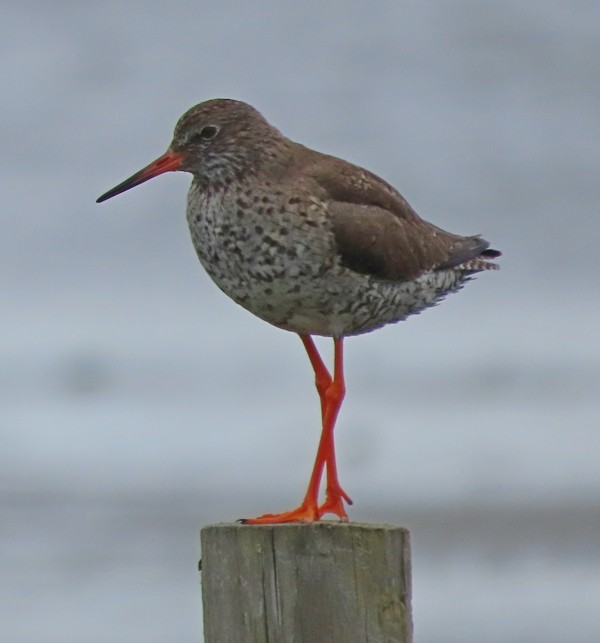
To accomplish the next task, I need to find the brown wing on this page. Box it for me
[328,201,495,281]
[303,150,499,281]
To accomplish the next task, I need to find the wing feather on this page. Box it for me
[297,149,499,280]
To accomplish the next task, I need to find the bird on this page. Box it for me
[97,98,500,524]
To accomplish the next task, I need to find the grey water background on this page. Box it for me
[2,2,599,642]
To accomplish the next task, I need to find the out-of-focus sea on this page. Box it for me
[1,2,599,642]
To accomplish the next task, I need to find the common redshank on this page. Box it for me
[97,99,500,524]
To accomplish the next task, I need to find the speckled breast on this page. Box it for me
[185,180,468,337]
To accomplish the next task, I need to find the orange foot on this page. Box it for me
[240,487,353,525]
[318,486,353,521]
[239,501,319,524]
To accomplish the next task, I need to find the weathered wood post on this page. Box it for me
[200,522,412,643]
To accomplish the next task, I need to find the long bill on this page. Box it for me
[96,149,183,203]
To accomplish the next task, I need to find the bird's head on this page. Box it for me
[97,99,283,203]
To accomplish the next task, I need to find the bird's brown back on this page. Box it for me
[283,144,499,282]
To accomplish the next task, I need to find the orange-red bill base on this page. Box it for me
[96,150,182,203]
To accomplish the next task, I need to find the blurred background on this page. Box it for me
[2,2,599,642]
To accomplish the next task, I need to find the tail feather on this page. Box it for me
[437,236,502,273]
[458,255,500,273]
[481,248,502,259]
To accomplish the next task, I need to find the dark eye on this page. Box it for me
[190,125,219,143]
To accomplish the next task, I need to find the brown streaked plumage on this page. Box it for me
[97,98,500,524]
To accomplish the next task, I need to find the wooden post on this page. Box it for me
[200,522,412,643]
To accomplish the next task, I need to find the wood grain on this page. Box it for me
[201,522,412,643]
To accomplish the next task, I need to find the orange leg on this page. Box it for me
[301,335,352,519]
[242,335,351,524]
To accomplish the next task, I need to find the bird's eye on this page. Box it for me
[190,126,219,143]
